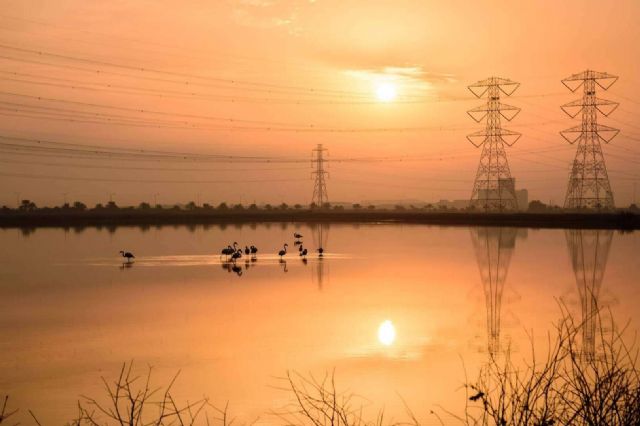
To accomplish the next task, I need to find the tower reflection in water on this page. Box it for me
[470,227,523,357]
[565,229,614,361]
[310,223,330,290]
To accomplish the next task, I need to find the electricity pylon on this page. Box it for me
[467,77,521,211]
[471,227,518,357]
[311,144,328,207]
[565,229,613,361]
[561,70,619,209]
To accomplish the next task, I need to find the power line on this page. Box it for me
[0,90,313,127]
[0,91,486,132]
[0,43,391,98]
[0,71,456,105]
[0,157,310,172]
[0,171,308,184]
[0,134,608,166]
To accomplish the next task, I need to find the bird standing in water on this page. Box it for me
[300,248,308,258]
[231,250,242,261]
[221,245,234,258]
[119,251,135,262]
[278,243,288,258]
[244,246,251,255]
[317,247,324,257]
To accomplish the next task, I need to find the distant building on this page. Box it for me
[438,179,528,211]
[516,189,528,211]
[475,178,528,211]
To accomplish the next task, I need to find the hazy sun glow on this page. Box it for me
[375,83,397,102]
[378,320,396,345]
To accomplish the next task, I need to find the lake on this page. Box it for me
[1,224,639,424]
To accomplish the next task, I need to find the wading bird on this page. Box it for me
[298,244,303,252]
[250,245,258,255]
[231,250,242,261]
[317,247,324,256]
[294,232,303,239]
[244,246,251,255]
[119,250,135,262]
[278,243,288,258]
[221,245,234,257]
[300,248,308,257]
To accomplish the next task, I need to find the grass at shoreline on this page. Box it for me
[2,209,640,230]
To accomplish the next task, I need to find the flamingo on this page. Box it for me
[278,243,288,258]
[317,247,324,256]
[298,244,303,252]
[294,232,303,239]
[250,245,258,255]
[119,250,135,262]
[244,246,251,255]
[231,250,242,261]
[221,245,234,257]
[300,248,308,257]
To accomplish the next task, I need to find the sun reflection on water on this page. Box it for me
[378,320,396,346]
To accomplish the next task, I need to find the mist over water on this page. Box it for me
[0,224,639,424]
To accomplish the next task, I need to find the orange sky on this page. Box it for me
[1,0,639,207]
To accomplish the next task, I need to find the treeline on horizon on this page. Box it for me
[3,198,640,214]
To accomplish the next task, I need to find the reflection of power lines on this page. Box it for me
[470,227,518,356]
[311,223,330,289]
[565,229,613,361]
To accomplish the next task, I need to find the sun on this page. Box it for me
[375,83,397,102]
[378,320,396,346]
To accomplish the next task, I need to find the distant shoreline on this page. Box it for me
[1,210,639,230]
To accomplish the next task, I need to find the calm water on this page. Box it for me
[1,224,639,424]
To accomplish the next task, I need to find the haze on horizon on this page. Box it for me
[1,0,639,208]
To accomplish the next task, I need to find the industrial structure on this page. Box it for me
[467,77,522,211]
[561,70,619,209]
[565,229,613,361]
[311,144,329,207]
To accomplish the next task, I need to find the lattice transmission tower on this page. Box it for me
[561,70,619,209]
[471,227,517,357]
[565,229,613,361]
[311,144,328,207]
[467,77,522,211]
